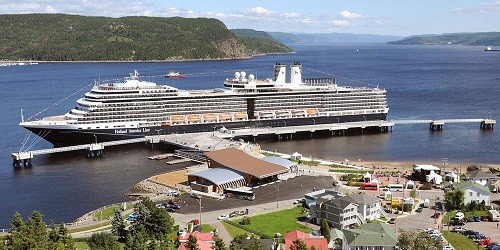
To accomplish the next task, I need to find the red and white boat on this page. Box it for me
[164,71,185,78]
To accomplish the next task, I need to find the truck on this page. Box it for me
[423,198,430,208]
[488,210,500,222]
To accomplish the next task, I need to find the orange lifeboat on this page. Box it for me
[235,112,247,119]
[306,108,319,116]
[171,115,185,123]
[187,114,201,123]
[203,113,217,121]
[219,113,232,121]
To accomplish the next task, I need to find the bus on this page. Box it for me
[224,188,255,201]
[388,184,404,192]
[360,182,378,190]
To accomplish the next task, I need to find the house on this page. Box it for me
[454,180,491,206]
[339,223,398,250]
[316,197,360,230]
[304,189,345,209]
[284,230,328,250]
[342,193,382,221]
[177,231,215,250]
[464,169,500,191]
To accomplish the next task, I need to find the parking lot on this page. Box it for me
[159,175,336,215]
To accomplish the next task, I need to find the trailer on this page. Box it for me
[488,210,500,222]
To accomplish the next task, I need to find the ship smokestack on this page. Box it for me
[273,62,286,84]
[290,62,302,84]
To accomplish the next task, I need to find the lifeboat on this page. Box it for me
[203,113,217,121]
[235,112,247,119]
[275,110,290,118]
[306,108,319,116]
[161,121,170,126]
[291,109,305,117]
[258,111,274,118]
[187,114,201,123]
[218,113,233,121]
[171,115,185,123]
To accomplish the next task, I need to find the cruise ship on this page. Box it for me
[20,62,389,147]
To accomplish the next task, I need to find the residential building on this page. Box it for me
[304,189,345,209]
[454,180,491,206]
[342,193,382,221]
[464,169,500,191]
[284,230,328,250]
[339,223,398,250]
[316,197,359,230]
[177,231,215,250]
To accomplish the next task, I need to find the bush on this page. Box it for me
[419,183,433,190]
[240,217,251,225]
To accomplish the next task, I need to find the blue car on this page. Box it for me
[473,216,481,222]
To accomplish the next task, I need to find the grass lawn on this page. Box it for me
[443,231,485,250]
[200,224,216,233]
[443,210,489,224]
[222,221,251,238]
[75,240,90,250]
[232,206,310,237]
[94,203,135,221]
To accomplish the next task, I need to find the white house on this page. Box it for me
[342,193,382,221]
[464,169,500,191]
[454,180,491,206]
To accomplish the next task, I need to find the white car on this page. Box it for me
[217,214,229,220]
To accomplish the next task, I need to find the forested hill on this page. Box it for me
[388,32,500,46]
[231,29,293,54]
[0,14,292,61]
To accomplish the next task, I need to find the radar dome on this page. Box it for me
[248,74,255,80]
[240,71,246,78]
[234,72,241,79]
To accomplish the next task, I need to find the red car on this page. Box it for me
[431,212,441,218]
[478,238,492,246]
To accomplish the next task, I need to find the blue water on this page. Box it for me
[0,44,498,228]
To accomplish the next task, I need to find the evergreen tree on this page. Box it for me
[125,226,148,250]
[397,230,443,250]
[6,212,27,249]
[320,219,331,243]
[244,239,263,250]
[130,197,174,241]
[229,234,247,250]
[25,211,49,249]
[213,235,228,250]
[185,234,200,250]
[86,232,121,250]
[290,239,308,250]
[111,211,126,240]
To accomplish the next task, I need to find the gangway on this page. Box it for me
[391,118,495,130]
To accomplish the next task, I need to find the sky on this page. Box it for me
[1,0,499,36]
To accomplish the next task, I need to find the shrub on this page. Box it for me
[240,217,251,225]
[419,183,433,190]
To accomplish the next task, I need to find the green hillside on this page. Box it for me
[388,32,500,46]
[231,29,293,54]
[0,14,291,61]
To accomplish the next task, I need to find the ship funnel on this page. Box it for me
[273,62,286,84]
[290,62,302,84]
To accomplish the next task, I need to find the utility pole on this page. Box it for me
[196,197,202,225]
[274,180,280,209]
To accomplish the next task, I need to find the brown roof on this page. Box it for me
[204,147,288,179]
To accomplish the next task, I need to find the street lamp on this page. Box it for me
[312,118,316,125]
[442,158,448,174]
[363,115,366,121]
[195,196,202,225]
[274,180,281,209]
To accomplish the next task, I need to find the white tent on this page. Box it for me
[405,180,415,190]
[445,172,459,183]
[426,170,443,184]
[363,172,372,182]
[384,190,392,200]
[290,152,302,161]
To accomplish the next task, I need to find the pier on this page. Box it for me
[10,118,495,167]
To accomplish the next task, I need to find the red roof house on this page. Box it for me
[284,230,328,250]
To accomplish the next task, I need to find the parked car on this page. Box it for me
[155,203,165,209]
[190,219,200,225]
[442,244,453,250]
[169,204,181,209]
[479,238,493,246]
[388,218,396,224]
[165,207,175,213]
[431,212,441,218]
[451,227,467,233]
[191,193,201,199]
[229,211,240,218]
[416,207,423,213]
[473,216,481,222]
[482,216,491,221]
[449,219,465,226]
[166,189,180,196]
[217,214,229,220]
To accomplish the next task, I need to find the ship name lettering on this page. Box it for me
[115,129,127,134]
[142,128,150,132]
[128,128,142,133]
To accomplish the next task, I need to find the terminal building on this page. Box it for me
[187,147,291,194]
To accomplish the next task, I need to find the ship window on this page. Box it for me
[78,128,82,129]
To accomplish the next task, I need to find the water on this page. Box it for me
[0,44,498,228]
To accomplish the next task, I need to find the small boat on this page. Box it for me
[164,71,185,78]
[485,46,500,52]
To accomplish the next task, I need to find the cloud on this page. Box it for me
[249,6,272,16]
[451,0,500,14]
[331,19,350,27]
[338,10,363,20]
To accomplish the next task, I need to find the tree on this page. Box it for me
[320,219,331,243]
[444,189,465,211]
[396,230,443,250]
[213,235,228,250]
[229,234,247,250]
[290,239,308,250]
[244,238,263,250]
[25,211,49,249]
[185,234,200,250]
[410,188,417,199]
[130,197,174,241]
[125,225,148,250]
[111,211,127,240]
[86,232,121,250]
